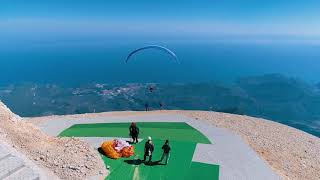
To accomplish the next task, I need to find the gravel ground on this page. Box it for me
[0,101,108,179]
[29,113,280,180]
[28,110,320,180]
[6,105,320,180]
[180,111,320,180]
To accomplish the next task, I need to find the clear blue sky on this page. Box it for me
[1,0,320,41]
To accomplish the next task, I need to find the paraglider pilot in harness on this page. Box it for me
[129,122,139,144]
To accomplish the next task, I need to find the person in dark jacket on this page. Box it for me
[145,103,149,111]
[129,122,139,143]
[143,136,154,163]
[160,140,171,165]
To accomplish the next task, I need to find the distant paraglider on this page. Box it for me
[125,45,177,111]
[125,45,179,63]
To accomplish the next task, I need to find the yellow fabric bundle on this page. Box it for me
[101,140,135,159]
[101,141,121,159]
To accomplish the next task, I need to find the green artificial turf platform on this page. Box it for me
[59,122,219,180]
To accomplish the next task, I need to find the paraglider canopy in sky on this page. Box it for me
[125,45,180,64]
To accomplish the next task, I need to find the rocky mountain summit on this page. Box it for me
[0,101,107,179]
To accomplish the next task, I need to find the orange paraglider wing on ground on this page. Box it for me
[101,141,121,159]
[121,146,135,158]
[101,140,135,159]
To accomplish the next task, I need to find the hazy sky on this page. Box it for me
[1,1,320,41]
[1,1,320,84]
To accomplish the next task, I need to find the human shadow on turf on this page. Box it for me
[124,159,144,165]
[124,159,165,166]
[145,160,166,166]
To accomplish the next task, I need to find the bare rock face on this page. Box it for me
[0,101,108,179]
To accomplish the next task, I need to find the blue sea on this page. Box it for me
[0,40,320,85]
